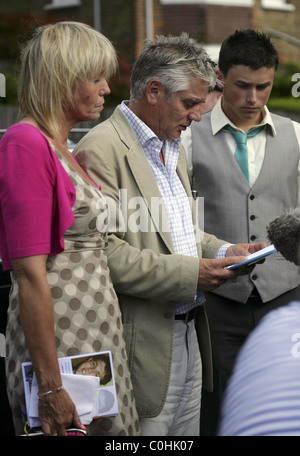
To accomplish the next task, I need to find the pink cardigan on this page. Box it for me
[0,123,76,270]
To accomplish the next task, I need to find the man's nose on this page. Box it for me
[246,88,257,103]
[188,105,202,122]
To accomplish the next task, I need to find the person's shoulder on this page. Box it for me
[2,122,49,148]
[269,111,295,125]
[0,123,55,169]
[258,300,300,331]
[240,300,300,358]
[74,106,135,157]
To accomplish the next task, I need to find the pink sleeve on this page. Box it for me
[0,124,74,269]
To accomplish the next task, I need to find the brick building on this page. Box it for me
[1,0,300,64]
[157,0,300,62]
[253,0,300,61]
[0,0,299,114]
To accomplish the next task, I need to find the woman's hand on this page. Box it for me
[38,388,84,436]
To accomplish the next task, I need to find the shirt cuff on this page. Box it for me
[216,243,233,259]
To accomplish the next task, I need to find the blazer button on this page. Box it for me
[250,215,256,221]
[163,311,172,319]
[250,235,256,241]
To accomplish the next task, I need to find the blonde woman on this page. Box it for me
[0,21,140,436]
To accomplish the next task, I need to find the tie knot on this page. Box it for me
[225,124,264,144]
[231,129,247,145]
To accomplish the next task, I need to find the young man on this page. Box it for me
[182,29,300,435]
[74,33,265,436]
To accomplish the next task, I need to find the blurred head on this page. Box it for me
[130,32,217,102]
[200,84,223,114]
[18,21,118,138]
[218,29,279,77]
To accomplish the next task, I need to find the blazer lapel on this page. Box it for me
[126,145,175,254]
[177,147,192,197]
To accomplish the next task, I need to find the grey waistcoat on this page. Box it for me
[191,112,300,303]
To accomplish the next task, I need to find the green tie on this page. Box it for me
[225,125,264,183]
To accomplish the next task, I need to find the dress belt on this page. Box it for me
[175,307,197,323]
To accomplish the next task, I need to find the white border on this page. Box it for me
[44,0,81,10]
[160,0,254,6]
[261,0,295,11]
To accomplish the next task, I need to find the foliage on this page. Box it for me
[105,53,132,107]
[0,12,43,106]
[270,61,300,99]
[267,97,300,113]
[0,12,41,62]
[0,12,132,107]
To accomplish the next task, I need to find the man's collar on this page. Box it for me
[210,96,276,136]
[121,100,158,147]
[121,100,181,150]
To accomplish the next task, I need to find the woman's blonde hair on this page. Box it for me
[18,21,118,138]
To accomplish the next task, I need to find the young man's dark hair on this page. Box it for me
[218,29,279,76]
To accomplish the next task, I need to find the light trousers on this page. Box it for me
[140,319,202,436]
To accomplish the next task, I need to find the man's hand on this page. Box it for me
[197,242,268,292]
[198,256,247,292]
[226,242,268,272]
[226,242,267,258]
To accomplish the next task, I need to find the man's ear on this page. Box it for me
[216,69,225,88]
[146,79,161,105]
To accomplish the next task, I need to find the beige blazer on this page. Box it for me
[74,106,226,418]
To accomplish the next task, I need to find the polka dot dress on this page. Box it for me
[5,149,140,436]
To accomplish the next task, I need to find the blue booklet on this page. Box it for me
[227,244,277,270]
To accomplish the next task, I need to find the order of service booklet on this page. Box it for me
[227,244,277,270]
[22,350,118,428]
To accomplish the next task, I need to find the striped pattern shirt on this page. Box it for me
[218,300,300,436]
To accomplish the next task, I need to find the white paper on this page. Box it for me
[28,374,99,425]
[22,350,119,428]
